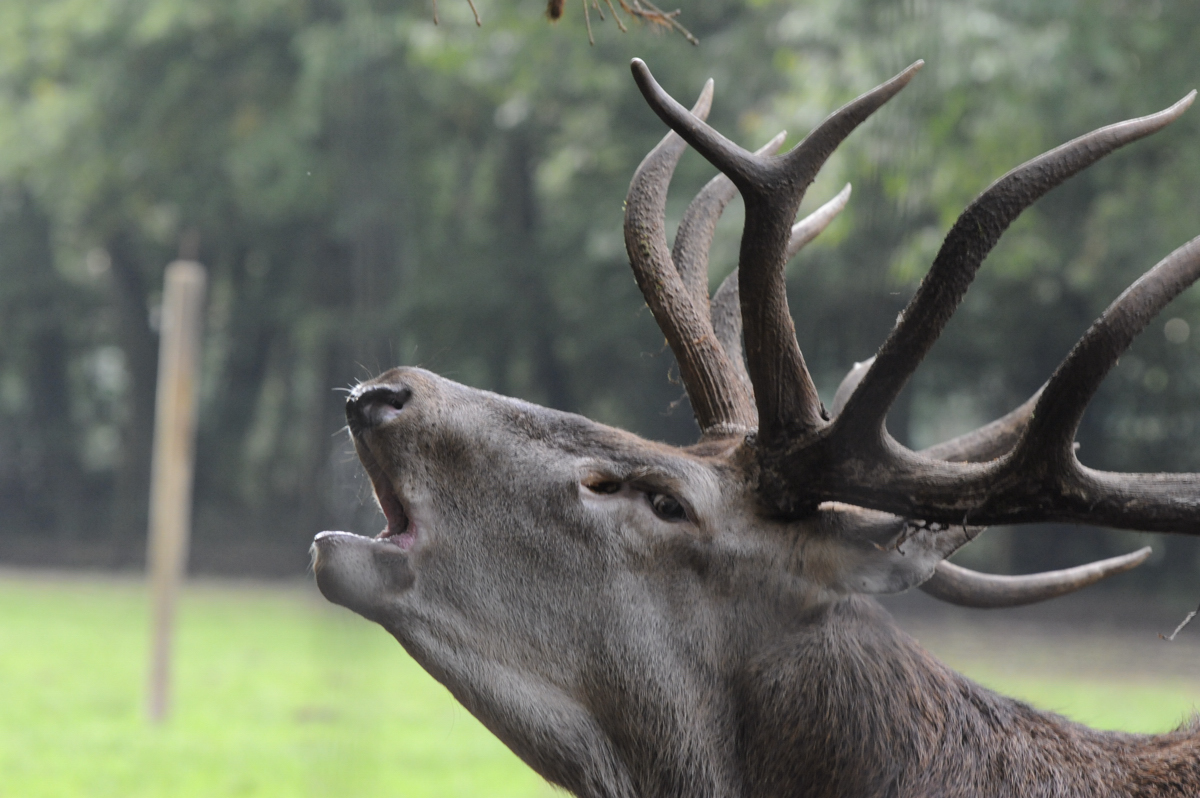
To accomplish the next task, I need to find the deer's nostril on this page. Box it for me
[347,385,412,430]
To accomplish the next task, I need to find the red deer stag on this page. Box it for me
[312,58,1200,797]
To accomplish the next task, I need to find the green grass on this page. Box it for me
[3,574,1199,797]
[941,667,1200,735]
[0,574,558,798]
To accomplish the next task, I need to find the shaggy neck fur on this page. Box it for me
[563,597,1200,798]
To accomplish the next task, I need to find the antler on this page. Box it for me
[629,58,1200,537]
[632,57,922,447]
[624,83,849,438]
[920,546,1152,608]
[830,358,1144,607]
[710,184,853,396]
[624,79,755,437]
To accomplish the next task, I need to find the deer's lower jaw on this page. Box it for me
[311,531,416,616]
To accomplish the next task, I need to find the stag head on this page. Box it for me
[312,60,1200,798]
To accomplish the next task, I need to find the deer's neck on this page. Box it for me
[731,596,1200,798]
[435,593,1200,798]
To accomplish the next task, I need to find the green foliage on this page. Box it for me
[0,0,1197,577]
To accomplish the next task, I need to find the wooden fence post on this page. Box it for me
[146,260,206,724]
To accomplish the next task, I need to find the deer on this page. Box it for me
[311,57,1200,797]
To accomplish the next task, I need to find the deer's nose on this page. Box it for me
[346,384,412,432]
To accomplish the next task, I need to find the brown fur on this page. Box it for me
[311,368,1200,798]
[740,598,1200,797]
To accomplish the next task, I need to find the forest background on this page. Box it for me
[1,0,1198,588]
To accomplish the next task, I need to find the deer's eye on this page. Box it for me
[648,492,687,522]
[586,480,622,495]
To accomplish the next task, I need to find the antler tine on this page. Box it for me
[913,399,1155,607]
[787,183,852,260]
[920,390,1042,463]
[981,232,1200,531]
[673,131,788,307]
[920,547,1151,608]
[835,92,1197,447]
[709,273,751,394]
[915,400,1156,606]
[787,235,1200,531]
[712,185,855,397]
[630,58,766,188]
[632,59,919,445]
[672,150,848,306]
[684,133,788,398]
[827,496,1152,607]
[827,357,1153,607]
[911,375,1145,607]
[772,64,922,198]
[832,352,1041,463]
[630,59,920,201]
[1017,233,1200,468]
[738,66,917,445]
[624,80,756,438]
[830,355,871,418]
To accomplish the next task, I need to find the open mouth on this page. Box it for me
[374,475,416,551]
[355,440,417,552]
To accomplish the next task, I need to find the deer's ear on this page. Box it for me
[812,505,979,595]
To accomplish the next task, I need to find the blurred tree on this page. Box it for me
[0,0,1196,582]
[0,0,786,569]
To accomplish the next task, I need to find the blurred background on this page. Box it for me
[3,0,1200,795]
